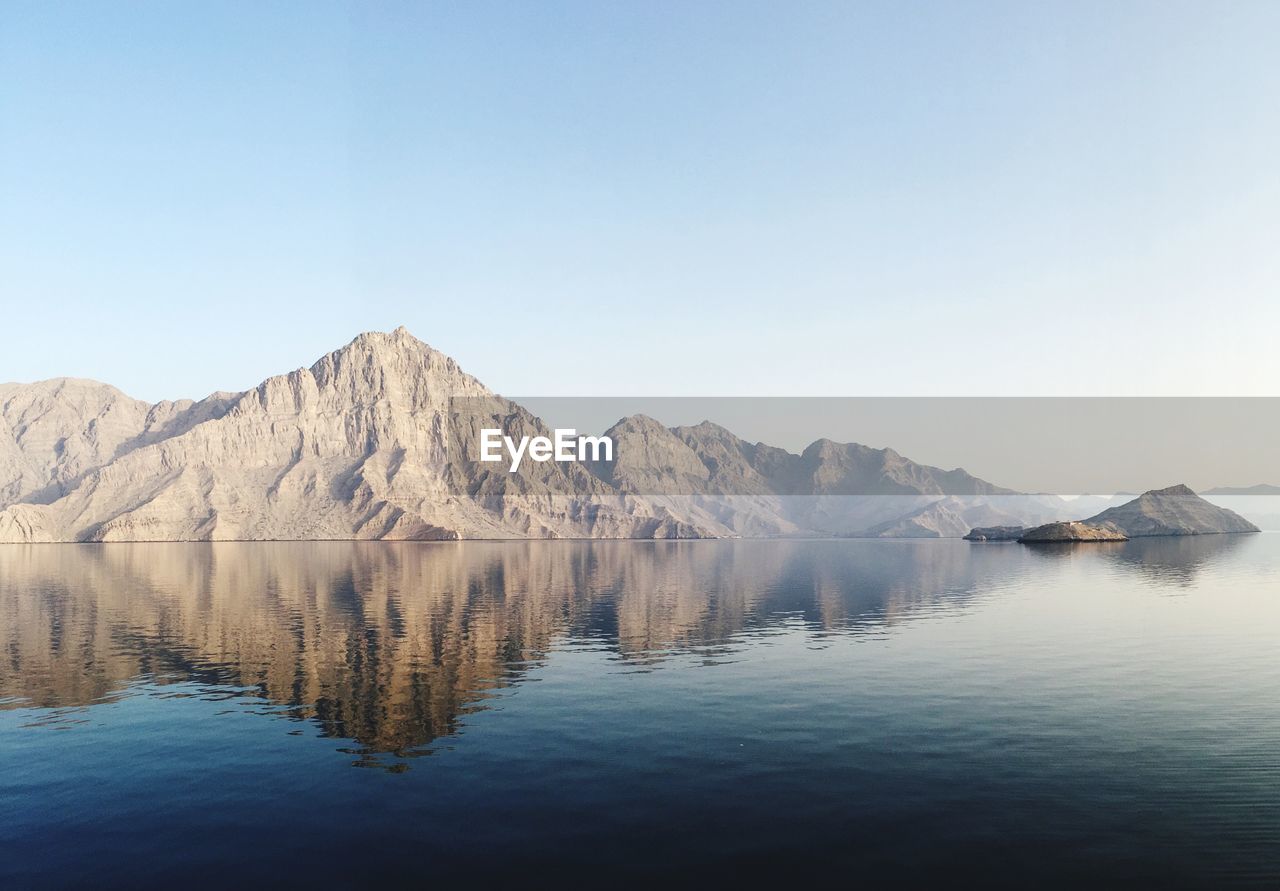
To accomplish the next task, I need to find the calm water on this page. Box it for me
[2,537,1279,886]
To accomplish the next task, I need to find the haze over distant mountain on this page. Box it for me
[1200,486,1280,532]
[0,328,1179,542]
[590,415,1059,538]
[1203,484,1280,496]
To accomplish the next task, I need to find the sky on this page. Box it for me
[2,0,1279,402]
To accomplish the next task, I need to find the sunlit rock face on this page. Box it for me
[2,327,1139,543]
[0,330,711,542]
[0,539,1017,758]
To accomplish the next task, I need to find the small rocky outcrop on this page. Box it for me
[1018,521,1128,543]
[964,525,1026,541]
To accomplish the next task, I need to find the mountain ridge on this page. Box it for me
[0,327,1164,542]
[1203,483,1280,496]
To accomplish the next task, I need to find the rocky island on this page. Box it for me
[963,526,1026,541]
[1017,521,1128,543]
[1082,484,1260,537]
[966,484,1260,544]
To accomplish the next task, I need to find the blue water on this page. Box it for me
[2,537,1279,886]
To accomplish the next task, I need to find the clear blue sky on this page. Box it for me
[3,1,1278,401]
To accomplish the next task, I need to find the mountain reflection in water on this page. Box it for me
[5,535,1280,886]
[0,540,1008,758]
[0,537,1245,765]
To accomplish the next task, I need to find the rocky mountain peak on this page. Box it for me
[679,420,739,439]
[605,413,669,434]
[315,328,471,377]
[1085,484,1258,537]
[295,328,492,413]
[1145,484,1197,497]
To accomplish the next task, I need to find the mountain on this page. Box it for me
[0,378,215,508]
[0,330,710,542]
[1083,484,1260,537]
[0,327,1087,543]
[596,415,1065,538]
[1203,484,1280,496]
[598,417,1008,499]
[866,495,1065,539]
[589,417,803,537]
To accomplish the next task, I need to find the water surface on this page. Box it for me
[2,537,1279,885]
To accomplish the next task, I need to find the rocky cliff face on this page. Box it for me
[2,379,154,507]
[0,328,1091,542]
[1083,484,1260,537]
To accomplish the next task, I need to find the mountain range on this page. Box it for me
[0,328,1265,542]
